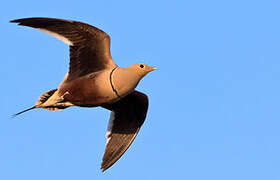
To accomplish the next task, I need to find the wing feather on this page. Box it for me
[11,17,116,81]
[101,91,149,171]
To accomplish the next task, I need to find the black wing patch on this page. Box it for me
[101,91,149,171]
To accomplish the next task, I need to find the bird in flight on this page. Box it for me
[11,17,156,171]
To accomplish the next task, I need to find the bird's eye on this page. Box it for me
[140,64,144,68]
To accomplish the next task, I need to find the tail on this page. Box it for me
[36,89,70,111]
[12,105,37,118]
[12,89,57,118]
[13,88,70,118]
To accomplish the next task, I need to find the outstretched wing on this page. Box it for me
[101,91,149,171]
[11,17,116,81]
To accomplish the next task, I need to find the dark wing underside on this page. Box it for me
[101,91,149,171]
[11,17,116,81]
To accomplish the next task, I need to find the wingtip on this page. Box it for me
[9,18,39,24]
[10,19,18,23]
[101,167,106,172]
[10,18,24,24]
[100,162,110,172]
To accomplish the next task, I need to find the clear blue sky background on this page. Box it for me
[1,0,280,179]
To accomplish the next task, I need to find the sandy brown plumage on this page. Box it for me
[11,17,156,171]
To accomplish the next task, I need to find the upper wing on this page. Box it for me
[101,91,149,171]
[11,17,116,81]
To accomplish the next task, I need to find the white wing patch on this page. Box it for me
[105,111,115,144]
[38,28,73,45]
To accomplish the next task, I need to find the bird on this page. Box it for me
[11,17,156,171]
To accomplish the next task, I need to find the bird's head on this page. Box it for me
[128,63,157,78]
[115,63,157,91]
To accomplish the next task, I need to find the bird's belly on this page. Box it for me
[59,72,118,107]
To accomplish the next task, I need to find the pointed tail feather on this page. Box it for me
[12,106,37,118]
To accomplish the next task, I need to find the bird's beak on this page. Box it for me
[151,67,157,71]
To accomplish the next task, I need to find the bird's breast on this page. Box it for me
[111,68,141,98]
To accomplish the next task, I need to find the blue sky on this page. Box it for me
[1,0,280,179]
